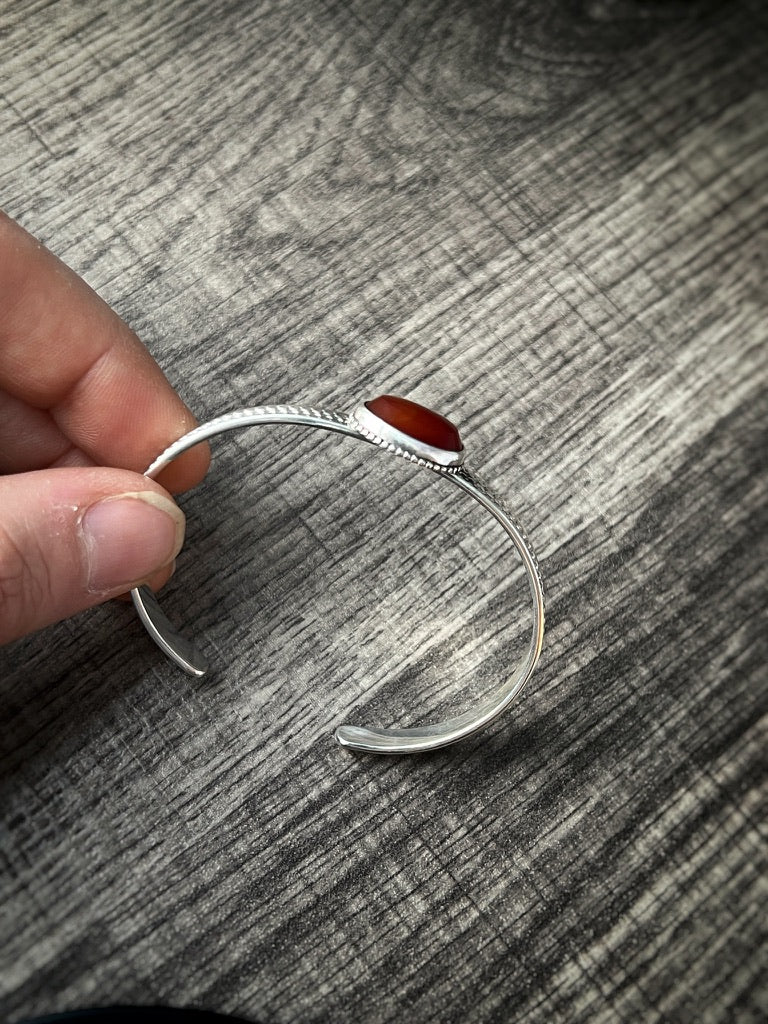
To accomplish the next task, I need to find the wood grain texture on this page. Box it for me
[1,1,766,1022]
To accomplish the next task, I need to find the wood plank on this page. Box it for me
[1,1,766,1022]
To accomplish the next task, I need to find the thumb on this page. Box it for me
[0,467,186,645]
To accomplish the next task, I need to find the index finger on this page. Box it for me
[0,211,209,493]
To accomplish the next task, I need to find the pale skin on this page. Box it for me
[0,211,210,645]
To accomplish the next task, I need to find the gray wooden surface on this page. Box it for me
[1,1,767,1022]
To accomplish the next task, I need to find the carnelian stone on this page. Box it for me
[365,395,462,452]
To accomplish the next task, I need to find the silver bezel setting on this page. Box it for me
[350,402,465,471]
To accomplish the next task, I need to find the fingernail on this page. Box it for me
[81,492,185,594]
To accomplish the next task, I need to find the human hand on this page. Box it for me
[0,212,210,644]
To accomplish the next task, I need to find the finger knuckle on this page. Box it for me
[0,523,47,643]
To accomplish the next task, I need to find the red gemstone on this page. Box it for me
[365,395,462,452]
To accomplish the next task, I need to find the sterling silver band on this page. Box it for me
[131,405,545,755]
